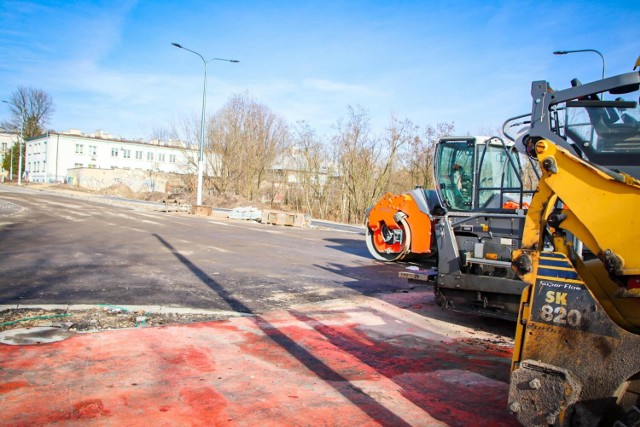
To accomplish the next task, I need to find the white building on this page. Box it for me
[0,129,19,181]
[25,130,198,184]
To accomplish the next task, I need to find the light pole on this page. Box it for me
[553,49,606,80]
[171,42,239,206]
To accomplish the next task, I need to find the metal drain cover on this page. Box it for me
[0,327,75,345]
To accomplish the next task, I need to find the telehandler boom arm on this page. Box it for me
[508,67,640,425]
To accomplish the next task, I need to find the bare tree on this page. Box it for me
[332,105,382,223]
[331,107,443,223]
[288,121,338,219]
[2,86,55,138]
[373,114,418,199]
[208,93,289,201]
[401,122,455,189]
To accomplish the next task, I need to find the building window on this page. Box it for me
[136,150,143,160]
[169,154,176,163]
[123,149,131,159]
[89,145,97,156]
[111,148,118,157]
[2,142,7,151]
[75,144,84,154]
[74,163,83,168]
[147,152,153,161]
[158,153,165,162]
[88,164,96,169]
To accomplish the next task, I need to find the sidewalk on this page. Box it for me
[0,292,517,426]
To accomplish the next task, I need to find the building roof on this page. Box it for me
[28,130,194,151]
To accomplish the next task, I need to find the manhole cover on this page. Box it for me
[0,327,75,345]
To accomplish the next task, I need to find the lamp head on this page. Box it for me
[171,42,183,48]
[553,51,568,55]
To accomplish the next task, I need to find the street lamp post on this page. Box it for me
[553,49,606,80]
[17,113,23,186]
[171,42,239,206]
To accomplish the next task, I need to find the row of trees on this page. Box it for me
[171,92,457,223]
[1,86,55,175]
[4,86,522,224]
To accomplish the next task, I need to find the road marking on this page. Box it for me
[56,214,85,223]
[255,242,279,248]
[135,212,163,219]
[208,221,230,226]
[245,227,281,234]
[39,200,85,210]
[206,246,229,253]
[102,211,134,220]
[141,219,163,226]
[124,226,146,233]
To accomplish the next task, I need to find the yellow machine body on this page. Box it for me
[509,139,640,425]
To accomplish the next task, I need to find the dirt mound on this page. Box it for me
[140,191,167,202]
[205,193,269,210]
[98,183,135,198]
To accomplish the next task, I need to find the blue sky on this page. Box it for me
[1,0,638,141]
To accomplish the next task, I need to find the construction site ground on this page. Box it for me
[1,290,517,426]
[0,183,518,425]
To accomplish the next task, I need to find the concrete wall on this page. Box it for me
[68,167,186,193]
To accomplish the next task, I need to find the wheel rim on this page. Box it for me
[365,218,412,262]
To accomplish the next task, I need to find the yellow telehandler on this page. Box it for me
[508,60,640,425]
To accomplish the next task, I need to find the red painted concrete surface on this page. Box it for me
[0,293,518,426]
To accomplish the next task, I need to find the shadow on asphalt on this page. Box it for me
[323,237,371,258]
[153,233,413,427]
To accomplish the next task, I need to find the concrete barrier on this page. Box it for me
[261,209,310,227]
[191,205,212,216]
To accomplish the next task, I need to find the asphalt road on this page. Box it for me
[0,184,415,314]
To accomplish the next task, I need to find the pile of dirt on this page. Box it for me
[37,182,284,213]
[139,191,168,203]
[98,183,135,199]
[0,307,232,333]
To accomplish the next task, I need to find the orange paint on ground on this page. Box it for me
[0,295,518,426]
